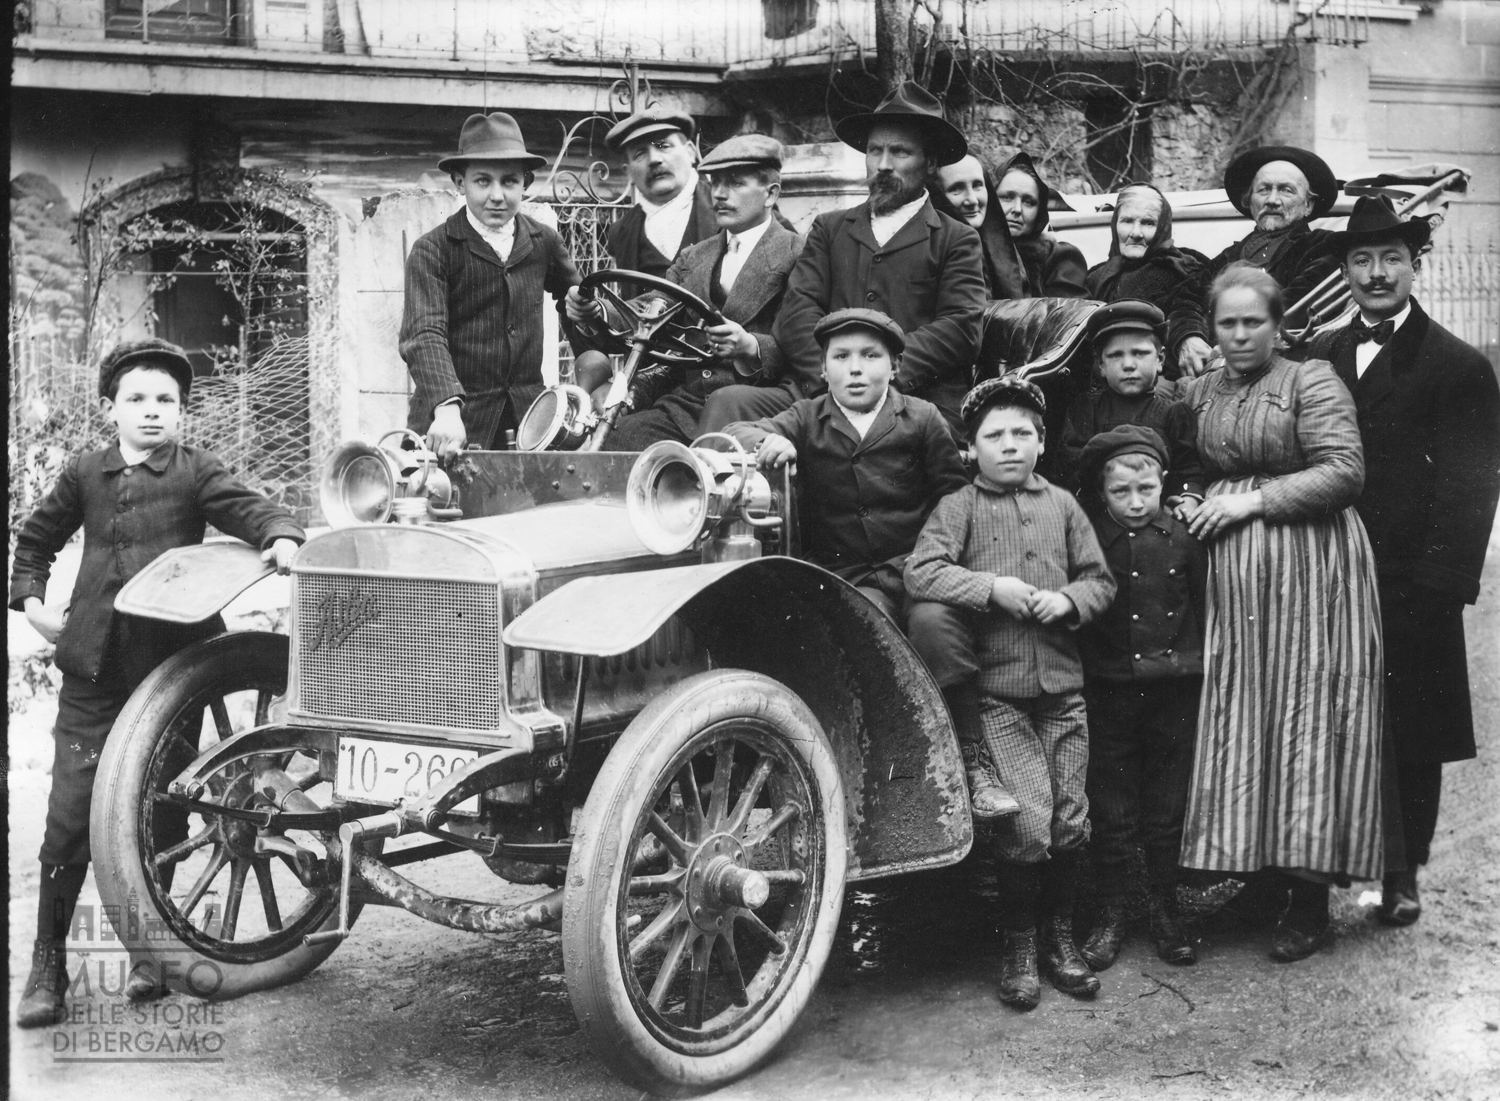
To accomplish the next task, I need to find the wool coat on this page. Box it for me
[604,178,720,281]
[400,209,580,447]
[1310,299,1500,763]
[772,199,988,425]
[8,441,306,683]
[1204,219,1337,316]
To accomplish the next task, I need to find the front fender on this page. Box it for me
[505,558,972,882]
[115,540,274,624]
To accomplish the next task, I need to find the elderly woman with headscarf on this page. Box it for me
[932,154,1029,301]
[991,152,1089,299]
[1084,183,1215,379]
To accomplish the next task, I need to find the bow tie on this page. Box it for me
[1351,318,1395,346]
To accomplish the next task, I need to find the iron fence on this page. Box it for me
[1421,242,1500,365]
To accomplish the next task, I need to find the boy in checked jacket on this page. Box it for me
[10,339,304,1026]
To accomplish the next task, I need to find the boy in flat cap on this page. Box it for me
[10,339,304,1026]
[1057,300,1202,515]
[565,134,804,448]
[1073,425,1206,973]
[400,111,581,457]
[906,375,1115,1010]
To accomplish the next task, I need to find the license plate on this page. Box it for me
[334,736,481,814]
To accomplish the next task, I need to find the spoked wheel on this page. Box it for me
[91,632,363,998]
[563,670,846,1095]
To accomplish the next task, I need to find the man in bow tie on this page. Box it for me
[1311,196,1500,927]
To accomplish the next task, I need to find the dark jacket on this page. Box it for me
[927,177,1029,300]
[725,390,968,588]
[1085,251,1211,378]
[772,198,987,425]
[1205,219,1337,318]
[9,441,306,683]
[399,209,580,447]
[1310,299,1500,604]
[1079,510,1206,683]
[1057,388,1203,505]
[605,178,721,281]
[994,152,1089,300]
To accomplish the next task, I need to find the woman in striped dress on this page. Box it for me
[1177,264,1384,962]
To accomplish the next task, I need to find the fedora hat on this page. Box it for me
[437,113,546,173]
[833,81,968,167]
[1328,195,1432,258]
[1223,145,1340,220]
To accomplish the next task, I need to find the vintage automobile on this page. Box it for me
[90,163,1466,1095]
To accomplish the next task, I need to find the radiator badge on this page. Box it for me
[306,586,380,652]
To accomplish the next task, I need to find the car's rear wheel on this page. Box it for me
[91,632,365,998]
[563,669,846,1095]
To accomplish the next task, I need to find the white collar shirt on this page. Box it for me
[638,172,701,261]
[719,217,772,296]
[869,195,928,248]
[1355,301,1412,378]
[117,440,156,466]
[464,206,517,263]
[834,387,889,440]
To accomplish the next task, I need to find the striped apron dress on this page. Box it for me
[1178,358,1386,882]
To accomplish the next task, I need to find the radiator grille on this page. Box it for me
[294,573,502,731]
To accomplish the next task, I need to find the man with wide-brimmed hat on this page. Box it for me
[400,111,581,456]
[1197,145,1342,371]
[1308,195,1500,928]
[707,80,986,434]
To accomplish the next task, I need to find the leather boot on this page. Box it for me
[1270,878,1330,962]
[1149,888,1196,965]
[125,959,170,1004]
[1379,869,1421,927]
[1080,899,1128,972]
[1041,913,1101,996]
[998,927,1041,1010]
[16,938,68,1028]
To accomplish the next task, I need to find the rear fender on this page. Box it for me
[115,540,274,624]
[504,559,972,881]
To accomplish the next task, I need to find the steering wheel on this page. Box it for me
[577,269,723,368]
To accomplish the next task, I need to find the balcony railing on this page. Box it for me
[20,1,1395,68]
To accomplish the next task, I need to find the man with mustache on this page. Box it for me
[1308,196,1500,928]
[1199,146,1341,359]
[702,81,986,435]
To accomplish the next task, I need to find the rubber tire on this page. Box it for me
[562,669,847,1095]
[90,632,355,999]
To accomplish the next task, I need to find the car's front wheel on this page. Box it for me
[563,669,847,1095]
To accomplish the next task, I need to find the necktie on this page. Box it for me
[1351,318,1395,346]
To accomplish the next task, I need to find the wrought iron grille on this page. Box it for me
[293,572,503,732]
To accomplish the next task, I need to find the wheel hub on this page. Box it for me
[683,833,770,933]
[217,772,263,860]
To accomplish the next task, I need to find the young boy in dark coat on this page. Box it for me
[1073,425,1206,972]
[906,376,1116,1010]
[1056,300,1203,510]
[9,339,305,1027]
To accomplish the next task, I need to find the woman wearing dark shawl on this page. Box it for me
[1085,183,1215,378]
[993,152,1089,300]
[930,154,1030,300]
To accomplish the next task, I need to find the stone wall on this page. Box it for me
[1151,104,1238,193]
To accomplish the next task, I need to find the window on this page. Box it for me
[106,0,244,45]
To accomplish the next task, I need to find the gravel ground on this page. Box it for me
[8,544,1500,1101]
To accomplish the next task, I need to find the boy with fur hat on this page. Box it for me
[401,111,581,458]
[1056,300,1203,512]
[10,339,304,1026]
[905,376,1115,1009]
[1073,425,1207,972]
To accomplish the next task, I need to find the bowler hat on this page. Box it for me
[98,338,195,401]
[814,308,905,354]
[1327,195,1431,258]
[961,374,1047,432]
[833,81,968,167]
[437,113,546,173]
[606,107,697,151]
[1087,300,1165,346]
[1223,145,1340,220]
[1078,425,1169,486]
[700,133,784,175]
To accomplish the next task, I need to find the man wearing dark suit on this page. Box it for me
[1310,197,1500,926]
[400,112,581,456]
[704,81,987,436]
[567,134,804,449]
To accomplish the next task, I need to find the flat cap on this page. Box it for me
[1078,425,1169,484]
[1087,299,1165,345]
[961,374,1046,432]
[813,308,905,353]
[700,133,784,175]
[606,107,696,151]
[98,338,194,400]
